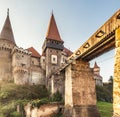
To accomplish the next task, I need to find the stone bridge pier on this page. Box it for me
[64,60,100,117]
[113,27,120,117]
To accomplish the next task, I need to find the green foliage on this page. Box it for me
[15,99,30,106]
[96,84,113,102]
[108,76,113,84]
[0,91,9,99]
[30,98,50,107]
[0,83,50,116]
[50,91,63,102]
[0,83,49,102]
[10,111,22,117]
[0,101,16,117]
[97,101,113,117]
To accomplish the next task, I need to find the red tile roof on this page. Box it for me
[63,47,73,57]
[46,13,64,43]
[27,47,41,58]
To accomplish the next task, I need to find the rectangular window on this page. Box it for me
[51,55,57,64]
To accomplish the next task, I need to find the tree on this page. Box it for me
[108,76,113,84]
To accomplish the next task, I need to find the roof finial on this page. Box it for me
[7,8,9,16]
[51,9,53,15]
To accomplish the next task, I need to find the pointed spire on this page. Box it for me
[46,13,63,43]
[7,8,9,16]
[94,62,99,68]
[0,9,16,44]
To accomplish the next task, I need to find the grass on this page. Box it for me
[97,101,113,117]
[0,82,50,116]
[0,82,113,117]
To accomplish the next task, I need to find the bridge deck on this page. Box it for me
[69,9,120,61]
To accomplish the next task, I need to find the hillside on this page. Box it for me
[0,82,49,117]
[0,82,113,117]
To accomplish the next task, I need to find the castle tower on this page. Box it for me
[0,9,16,82]
[42,13,64,85]
[93,62,103,86]
[12,47,31,84]
[0,9,16,45]
[93,62,100,75]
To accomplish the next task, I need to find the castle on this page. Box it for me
[0,10,102,95]
[0,10,72,87]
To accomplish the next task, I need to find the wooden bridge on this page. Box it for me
[69,10,120,61]
[61,10,120,117]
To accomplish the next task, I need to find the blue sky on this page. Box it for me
[0,0,120,81]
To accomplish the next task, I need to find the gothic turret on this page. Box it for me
[0,9,16,82]
[0,9,16,45]
[93,62,100,75]
[42,13,64,52]
[42,13,64,87]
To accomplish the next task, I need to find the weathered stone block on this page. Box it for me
[64,59,100,117]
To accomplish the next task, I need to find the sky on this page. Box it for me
[0,0,120,82]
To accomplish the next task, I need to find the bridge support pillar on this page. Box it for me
[113,27,120,117]
[64,60,100,117]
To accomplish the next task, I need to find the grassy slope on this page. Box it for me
[97,101,113,117]
[0,82,113,117]
[0,82,49,116]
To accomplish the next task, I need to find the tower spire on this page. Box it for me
[7,8,9,16]
[51,9,53,15]
[94,62,99,68]
[0,9,16,44]
[46,13,63,42]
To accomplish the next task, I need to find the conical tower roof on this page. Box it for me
[94,62,99,68]
[0,9,16,44]
[46,13,63,43]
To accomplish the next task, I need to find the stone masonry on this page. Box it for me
[64,60,100,117]
[113,27,120,117]
[0,10,72,86]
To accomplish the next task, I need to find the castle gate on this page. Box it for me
[63,10,120,117]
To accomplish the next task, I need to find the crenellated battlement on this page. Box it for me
[12,46,32,55]
[0,45,12,51]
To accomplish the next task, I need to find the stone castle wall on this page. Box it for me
[45,48,62,77]
[0,49,12,81]
[0,40,15,82]
[12,48,31,84]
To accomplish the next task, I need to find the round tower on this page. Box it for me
[0,9,16,82]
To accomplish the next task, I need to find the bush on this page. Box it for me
[96,85,113,102]
[10,111,22,117]
[0,83,50,116]
[0,102,16,117]
[31,98,50,107]
[50,91,63,102]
